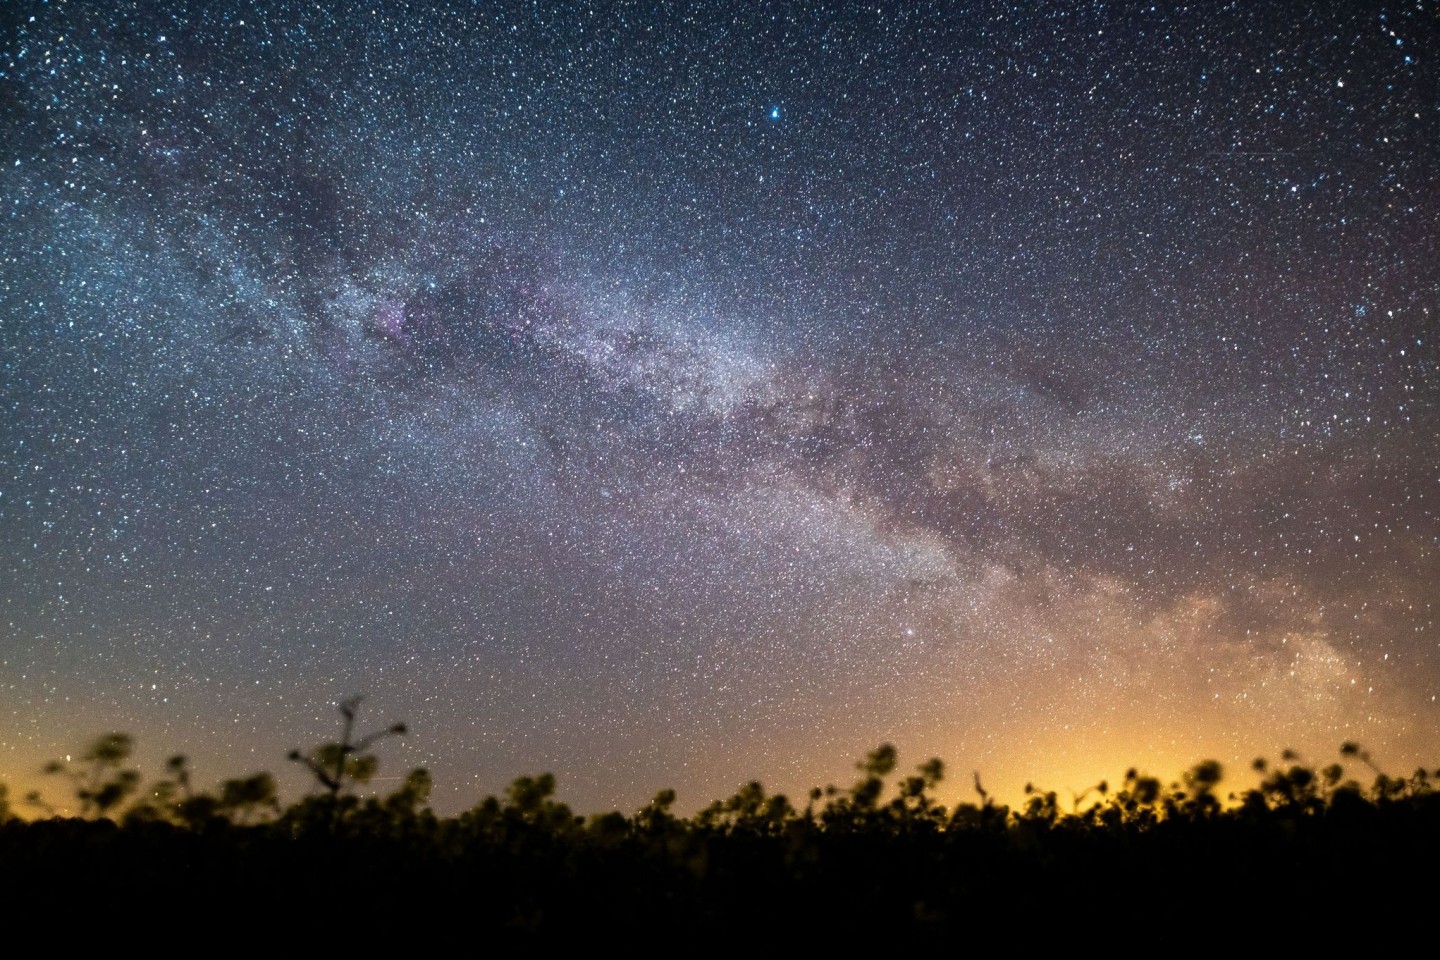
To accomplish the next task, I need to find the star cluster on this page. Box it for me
[2,1,1436,811]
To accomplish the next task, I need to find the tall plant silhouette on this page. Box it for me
[288,696,407,825]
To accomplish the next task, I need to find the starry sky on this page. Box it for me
[2,0,1437,814]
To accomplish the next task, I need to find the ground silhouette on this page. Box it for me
[4,702,1437,942]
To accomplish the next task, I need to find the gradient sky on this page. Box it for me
[2,0,1436,815]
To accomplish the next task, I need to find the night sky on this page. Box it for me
[2,1,1436,814]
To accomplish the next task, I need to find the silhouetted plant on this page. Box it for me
[1069,779,1107,817]
[1178,760,1224,817]
[287,695,407,829]
[383,768,433,815]
[847,742,897,812]
[42,732,141,818]
[218,772,280,824]
[698,779,794,833]
[895,756,946,821]
[505,773,556,815]
[124,754,209,825]
[1020,782,1060,825]
[21,789,55,817]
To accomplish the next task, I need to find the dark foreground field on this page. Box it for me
[3,722,1437,941]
